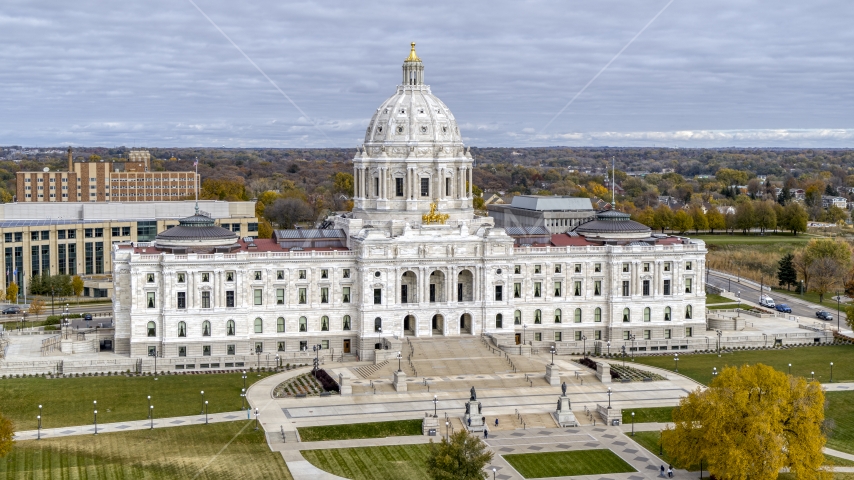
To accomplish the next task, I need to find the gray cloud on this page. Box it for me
[0,0,852,148]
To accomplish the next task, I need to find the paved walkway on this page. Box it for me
[13,410,252,441]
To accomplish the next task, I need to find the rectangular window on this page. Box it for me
[111,227,120,237]
[276,289,285,305]
[494,285,503,301]
[343,287,351,303]
[685,327,693,337]
[534,265,541,274]
[299,317,307,332]
[533,282,541,298]
[85,228,93,238]
[622,263,630,273]
[94,228,103,238]
[320,287,329,304]
[203,345,211,356]
[643,262,650,272]
[67,244,76,275]
[4,233,11,243]
[225,271,234,282]
[685,278,693,294]
[686,261,693,271]
[177,292,186,309]
[574,264,581,273]
[555,332,562,342]
[299,288,307,304]
[227,344,235,355]
[664,262,671,272]
[665,329,672,339]
[299,270,306,279]
[122,226,131,236]
[58,230,66,240]
[622,281,630,296]
[429,283,436,302]
[94,242,104,274]
[14,232,22,242]
[534,332,542,342]
[514,283,521,298]
[594,280,601,296]
[396,177,404,197]
[514,265,521,274]
[374,288,382,304]
[31,231,39,241]
[31,245,39,276]
[84,242,93,274]
[445,177,450,196]
[573,281,581,296]
[58,244,66,275]
[555,264,562,274]
[322,340,329,350]
[254,289,263,305]
[374,177,379,196]
[146,292,156,308]
[67,230,76,239]
[595,330,602,340]
[255,342,263,354]
[321,269,328,279]
[226,291,234,308]
[178,346,186,357]
[201,272,210,282]
[420,177,429,197]
[248,223,258,232]
[554,281,562,297]
[277,342,285,352]
[664,280,671,296]
[254,271,262,281]
[643,280,650,296]
[594,263,601,273]
[644,329,651,340]
[574,331,582,341]
[343,269,350,279]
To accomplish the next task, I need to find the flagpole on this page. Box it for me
[194,157,199,215]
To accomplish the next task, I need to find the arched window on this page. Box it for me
[554,309,562,323]
[594,307,602,323]
[321,316,329,331]
[685,305,693,319]
[622,308,630,322]
[177,321,186,337]
[664,307,672,321]
[343,315,351,331]
[299,316,307,332]
[254,318,263,333]
[514,310,521,325]
[374,317,382,332]
[277,317,285,333]
[147,321,156,337]
[495,313,503,328]
[534,309,542,324]
[202,321,211,336]
[574,308,582,323]
[226,320,235,336]
[643,308,651,322]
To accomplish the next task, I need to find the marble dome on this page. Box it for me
[363,43,463,148]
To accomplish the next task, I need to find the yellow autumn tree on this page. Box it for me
[661,364,829,480]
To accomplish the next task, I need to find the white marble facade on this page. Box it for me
[112,44,707,361]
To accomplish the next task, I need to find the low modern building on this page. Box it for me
[0,200,257,297]
[487,196,597,234]
[15,148,199,203]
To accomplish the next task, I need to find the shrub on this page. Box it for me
[314,369,340,392]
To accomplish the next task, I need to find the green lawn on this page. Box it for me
[827,391,854,454]
[632,345,854,385]
[301,444,431,480]
[706,304,740,310]
[503,450,636,478]
[299,419,423,442]
[692,233,814,245]
[630,431,699,471]
[0,371,277,430]
[704,293,734,305]
[622,406,674,425]
[0,421,292,479]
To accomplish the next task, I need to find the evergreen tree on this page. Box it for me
[777,253,798,290]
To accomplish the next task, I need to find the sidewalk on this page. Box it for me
[13,410,251,441]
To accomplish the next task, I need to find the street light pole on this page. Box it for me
[831,362,834,383]
[630,334,635,361]
[433,395,438,417]
[37,414,41,440]
[150,405,154,429]
[606,341,610,356]
[204,401,209,424]
[242,371,247,391]
[549,346,555,365]
[254,408,259,431]
[607,388,612,409]
[631,412,635,436]
[445,421,449,441]
[674,354,679,372]
[837,291,841,332]
[200,391,205,414]
[582,335,587,358]
[147,395,151,418]
[93,401,98,435]
[397,351,402,372]
[241,388,246,410]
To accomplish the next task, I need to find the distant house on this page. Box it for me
[822,196,848,209]
[717,205,736,215]
[756,175,767,182]
[790,189,806,200]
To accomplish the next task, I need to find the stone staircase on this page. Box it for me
[406,337,539,377]
[355,360,389,378]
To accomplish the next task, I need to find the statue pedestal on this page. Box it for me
[545,364,560,386]
[393,370,407,392]
[596,362,611,383]
[463,400,485,432]
[338,373,351,396]
[422,414,439,436]
[553,395,578,427]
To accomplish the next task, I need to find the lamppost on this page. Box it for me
[674,354,679,372]
[522,324,527,354]
[93,401,98,435]
[150,405,154,429]
[37,414,41,440]
[607,387,612,409]
[313,344,322,378]
[147,396,151,418]
[712,367,717,378]
[397,351,402,372]
[445,421,449,441]
[275,354,280,370]
[606,340,610,356]
[241,388,246,409]
[377,326,382,351]
[582,335,587,358]
[492,467,496,480]
[763,333,767,348]
[788,363,792,375]
[631,411,635,436]
[811,371,815,381]
[204,401,209,424]
[716,330,722,356]
[737,291,741,317]
[256,350,261,371]
[549,345,555,365]
[200,391,205,414]
[830,362,834,383]
[242,371,247,391]
[629,334,636,361]
[837,291,841,332]
[254,408,259,431]
[151,347,158,379]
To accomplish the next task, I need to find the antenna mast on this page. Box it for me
[612,156,616,208]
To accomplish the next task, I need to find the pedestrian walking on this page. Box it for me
[467,417,471,427]
[495,418,499,427]
[484,428,488,439]
[659,465,665,477]
[667,465,673,478]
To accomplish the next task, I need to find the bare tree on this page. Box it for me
[264,198,313,229]
[808,257,844,303]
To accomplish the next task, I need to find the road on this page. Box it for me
[707,270,847,326]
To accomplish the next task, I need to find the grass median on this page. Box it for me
[0,371,277,430]
[302,444,431,480]
[0,421,292,479]
[503,450,636,478]
[298,419,423,442]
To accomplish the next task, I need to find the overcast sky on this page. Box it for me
[1,0,852,148]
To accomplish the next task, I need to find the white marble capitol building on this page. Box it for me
[112,44,707,361]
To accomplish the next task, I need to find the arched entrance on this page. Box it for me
[457,270,473,302]
[403,315,416,336]
[460,313,472,334]
[431,314,445,335]
[429,270,445,303]
[401,271,417,303]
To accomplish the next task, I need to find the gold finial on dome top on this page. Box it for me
[405,42,421,62]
